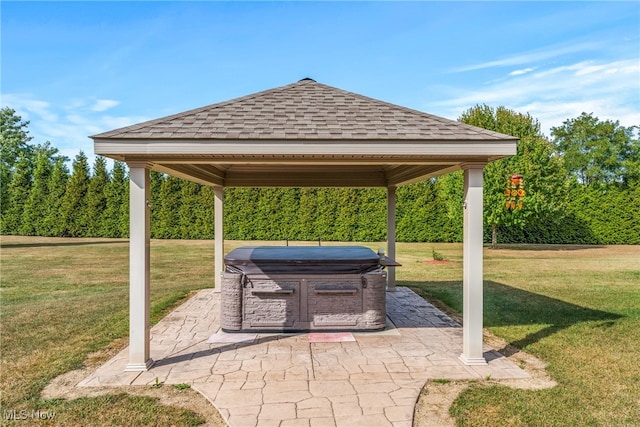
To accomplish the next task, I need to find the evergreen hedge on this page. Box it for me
[2,154,638,244]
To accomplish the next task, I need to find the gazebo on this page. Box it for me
[92,78,518,372]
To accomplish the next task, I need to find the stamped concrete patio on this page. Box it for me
[79,287,529,427]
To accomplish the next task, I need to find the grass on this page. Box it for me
[0,236,213,426]
[398,243,640,426]
[1,237,639,426]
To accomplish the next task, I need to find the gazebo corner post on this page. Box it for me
[459,163,488,366]
[125,162,154,371]
[214,186,224,293]
[386,185,397,291]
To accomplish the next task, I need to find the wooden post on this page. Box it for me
[460,164,487,365]
[214,186,224,292]
[387,186,397,291]
[125,163,153,371]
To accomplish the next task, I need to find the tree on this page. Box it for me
[2,155,32,234]
[155,175,182,238]
[434,174,465,242]
[296,188,319,241]
[459,105,569,247]
[353,188,385,241]
[102,161,128,238]
[551,113,639,186]
[334,188,360,241]
[224,187,257,240]
[61,152,91,237]
[397,182,426,242]
[195,185,215,239]
[1,107,33,170]
[149,170,164,238]
[313,188,337,241]
[252,188,281,240]
[1,108,33,221]
[43,157,70,236]
[85,156,110,236]
[21,148,54,235]
[278,188,301,239]
[178,179,201,239]
[398,180,453,242]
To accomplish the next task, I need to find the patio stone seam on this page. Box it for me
[308,342,317,380]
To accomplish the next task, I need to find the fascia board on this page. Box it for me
[94,139,518,157]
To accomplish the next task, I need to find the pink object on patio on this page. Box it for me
[307,332,356,343]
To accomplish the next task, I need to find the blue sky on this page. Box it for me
[2,1,639,162]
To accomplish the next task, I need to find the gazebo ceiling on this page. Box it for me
[92,78,518,187]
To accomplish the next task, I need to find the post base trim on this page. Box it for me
[125,358,154,372]
[459,354,488,366]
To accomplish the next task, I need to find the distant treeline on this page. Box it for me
[2,106,639,245]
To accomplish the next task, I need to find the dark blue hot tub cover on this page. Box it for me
[224,246,390,274]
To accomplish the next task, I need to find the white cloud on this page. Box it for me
[453,41,602,72]
[509,67,535,76]
[425,58,639,137]
[2,94,58,122]
[1,93,148,161]
[90,99,120,112]
[532,61,623,80]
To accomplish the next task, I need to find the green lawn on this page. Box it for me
[1,237,639,426]
[0,236,215,426]
[400,243,640,426]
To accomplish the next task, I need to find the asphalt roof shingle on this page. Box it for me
[92,79,516,141]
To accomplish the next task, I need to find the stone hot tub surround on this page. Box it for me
[221,246,398,332]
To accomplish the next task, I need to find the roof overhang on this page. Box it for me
[94,139,516,187]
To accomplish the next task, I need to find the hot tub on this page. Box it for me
[220,246,398,332]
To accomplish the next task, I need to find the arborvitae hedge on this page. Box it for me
[2,154,639,245]
[570,183,640,244]
[60,152,91,237]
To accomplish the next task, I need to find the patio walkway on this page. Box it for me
[79,287,529,427]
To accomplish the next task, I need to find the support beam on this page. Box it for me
[214,186,224,292]
[154,163,225,187]
[386,186,397,291]
[225,170,387,187]
[125,163,153,371]
[460,164,487,366]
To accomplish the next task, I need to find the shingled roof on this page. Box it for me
[92,79,518,187]
[92,78,514,142]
